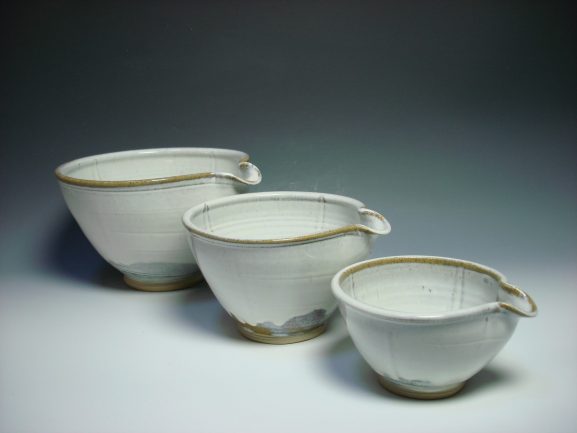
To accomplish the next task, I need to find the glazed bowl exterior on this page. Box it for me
[56,148,261,291]
[332,256,537,399]
[182,191,391,344]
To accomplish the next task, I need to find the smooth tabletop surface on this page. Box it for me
[2,1,576,432]
[1,262,575,433]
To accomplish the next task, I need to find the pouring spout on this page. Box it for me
[237,161,262,185]
[499,282,538,318]
[221,161,262,186]
[358,208,392,235]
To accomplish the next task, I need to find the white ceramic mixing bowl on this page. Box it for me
[56,148,261,291]
[182,191,391,344]
[332,256,537,399]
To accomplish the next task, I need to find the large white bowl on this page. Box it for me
[182,191,391,344]
[332,256,537,399]
[56,148,261,291]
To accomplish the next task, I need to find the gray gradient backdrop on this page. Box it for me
[1,2,576,432]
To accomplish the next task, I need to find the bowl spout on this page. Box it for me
[234,161,262,185]
[357,208,391,235]
[499,282,538,317]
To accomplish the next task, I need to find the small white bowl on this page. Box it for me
[332,256,537,399]
[56,148,261,291]
[182,191,391,344]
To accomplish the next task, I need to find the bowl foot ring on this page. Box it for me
[377,376,465,400]
[235,320,327,344]
[123,272,204,292]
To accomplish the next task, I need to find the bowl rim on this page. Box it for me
[182,191,390,245]
[55,147,255,188]
[331,255,537,322]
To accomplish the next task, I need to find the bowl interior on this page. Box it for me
[340,260,501,315]
[58,149,245,182]
[187,194,362,240]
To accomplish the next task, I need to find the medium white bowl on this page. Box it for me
[56,148,261,291]
[182,191,391,344]
[332,256,537,399]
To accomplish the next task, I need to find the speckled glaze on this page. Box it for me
[332,256,537,399]
[182,192,391,344]
[56,148,261,291]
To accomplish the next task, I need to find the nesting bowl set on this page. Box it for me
[55,148,537,399]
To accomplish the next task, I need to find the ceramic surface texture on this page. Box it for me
[332,256,537,399]
[56,148,261,290]
[182,191,391,343]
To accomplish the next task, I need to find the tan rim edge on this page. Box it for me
[55,155,250,188]
[186,224,381,245]
[340,256,503,280]
[339,256,537,318]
